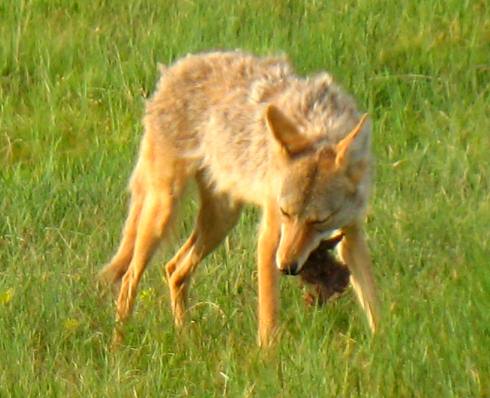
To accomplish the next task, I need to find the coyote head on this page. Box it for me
[265,105,372,275]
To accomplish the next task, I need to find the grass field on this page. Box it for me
[1,0,489,396]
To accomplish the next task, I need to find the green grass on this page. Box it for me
[1,0,489,396]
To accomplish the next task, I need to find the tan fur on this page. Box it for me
[99,51,380,346]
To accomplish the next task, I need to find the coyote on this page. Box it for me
[99,51,380,346]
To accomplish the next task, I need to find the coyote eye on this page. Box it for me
[280,207,291,218]
[309,214,333,226]
[309,209,339,227]
[312,217,329,225]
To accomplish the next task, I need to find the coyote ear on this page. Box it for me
[346,158,369,187]
[317,145,337,169]
[266,105,310,155]
[335,113,369,169]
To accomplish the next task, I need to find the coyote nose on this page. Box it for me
[280,262,299,276]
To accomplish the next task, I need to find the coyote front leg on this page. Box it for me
[257,204,281,346]
[340,222,380,333]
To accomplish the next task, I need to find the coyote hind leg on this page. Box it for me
[110,160,189,345]
[98,177,144,286]
[166,177,242,327]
